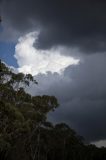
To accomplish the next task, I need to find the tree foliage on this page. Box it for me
[0,60,106,160]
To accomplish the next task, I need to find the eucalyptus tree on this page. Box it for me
[0,60,58,160]
[1,60,106,160]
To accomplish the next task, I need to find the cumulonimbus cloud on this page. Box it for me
[14,31,79,75]
[27,52,106,145]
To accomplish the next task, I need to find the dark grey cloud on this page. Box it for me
[1,0,106,144]
[1,0,106,52]
[0,0,3,4]
[28,53,106,142]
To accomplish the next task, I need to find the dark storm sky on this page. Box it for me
[0,0,106,143]
[1,0,106,52]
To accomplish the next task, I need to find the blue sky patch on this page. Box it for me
[0,42,18,67]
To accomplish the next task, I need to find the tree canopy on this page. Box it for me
[0,60,106,160]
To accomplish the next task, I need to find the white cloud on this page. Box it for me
[92,140,106,148]
[14,31,79,75]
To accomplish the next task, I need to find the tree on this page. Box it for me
[0,60,58,160]
[1,60,106,160]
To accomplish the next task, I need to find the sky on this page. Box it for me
[0,0,106,147]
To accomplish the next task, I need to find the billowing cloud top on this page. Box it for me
[15,32,79,75]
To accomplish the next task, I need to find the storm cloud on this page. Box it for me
[28,53,106,142]
[1,0,106,52]
[1,0,106,145]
